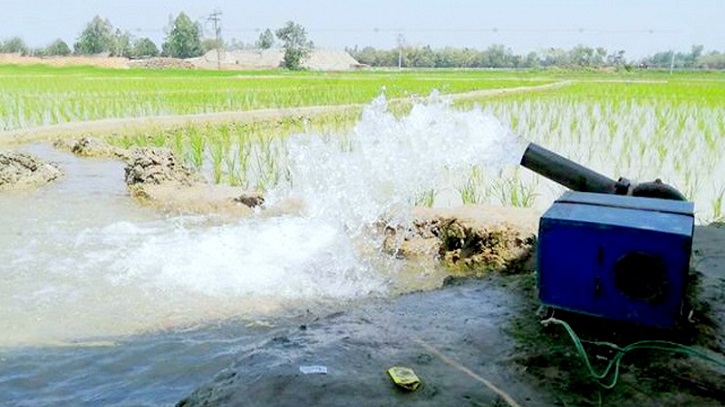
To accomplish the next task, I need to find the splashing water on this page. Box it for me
[0,93,526,346]
[271,93,528,233]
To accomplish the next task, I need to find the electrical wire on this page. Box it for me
[540,316,725,389]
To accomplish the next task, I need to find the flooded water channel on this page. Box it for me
[0,97,526,405]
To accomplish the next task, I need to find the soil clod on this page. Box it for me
[0,151,62,191]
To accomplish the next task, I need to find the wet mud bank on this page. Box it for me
[177,277,546,407]
[55,137,265,217]
[0,150,62,190]
[177,225,725,407]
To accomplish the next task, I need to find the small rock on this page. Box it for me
[233,191,265,208]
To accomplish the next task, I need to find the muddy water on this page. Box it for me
[0,96,525,405]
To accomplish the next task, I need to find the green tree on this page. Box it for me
[110,29,132,58]
[256,28,275,49]
[542,47,570,67]
[482,44,509,67]
[607,50,626,67]
[569,45,596,67]
[697,51,725,69]
[275,21,313,70]
[643,51,675,68]
[45,39,71,56]
[162,12,203,58]
[686,44,705,67]
[131,38,159,58]
[523,51,541,68]
[1,37,28,54]
[406,45,435,68]
[75,16,114,55]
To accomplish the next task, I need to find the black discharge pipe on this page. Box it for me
[519,142,623,194]
[519,142,687,201]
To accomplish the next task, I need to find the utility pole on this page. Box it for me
[208,9,223,69]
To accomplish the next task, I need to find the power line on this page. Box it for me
[130,26,681,35]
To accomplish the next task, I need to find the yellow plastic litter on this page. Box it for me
[387,366,421,391]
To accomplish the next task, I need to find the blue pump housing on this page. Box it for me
[537,191,694,328]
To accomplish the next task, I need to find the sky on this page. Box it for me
[2,0,723,58]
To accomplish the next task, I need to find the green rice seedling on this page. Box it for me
[234,131,253,188]
[499,178,538,208]
[150,131,168,147]
[208,137,226,184]
[213,124,237,185]
[413,189,437,208]
[0,65,562,132]
[459,166,488,205]
[710,186,725,222]
[186,126,205,171]
[112,135,135,150]
[170,128,185,158]
[254,133,284,191]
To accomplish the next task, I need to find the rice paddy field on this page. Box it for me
[1,64,724,222]
[2,64,725,407]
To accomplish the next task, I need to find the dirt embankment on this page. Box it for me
[0,53,130,69]
[382,205,539,275]
[0,151,62,191]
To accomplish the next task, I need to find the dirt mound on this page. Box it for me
[124,147,199,186]
[0,151,62,191]
[382,205,538,276]
[122,147,266,217]
[128,58,197,70]
[189,48,361,71]
[0,53,129,69]
[54,137,130,160]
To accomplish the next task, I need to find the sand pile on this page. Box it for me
[190,48,361,70]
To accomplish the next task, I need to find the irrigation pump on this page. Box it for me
[520,142,694,329]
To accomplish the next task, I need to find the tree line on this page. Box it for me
[2,13,723,70]
[0,13,313,69]
[346,44,725,70]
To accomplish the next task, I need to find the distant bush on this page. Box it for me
[45,39,72,56]
[1,37,29,55]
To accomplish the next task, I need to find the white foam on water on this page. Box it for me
[105,216,380,299]
[0,93,526,345]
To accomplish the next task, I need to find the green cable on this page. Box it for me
[540,317,725,389]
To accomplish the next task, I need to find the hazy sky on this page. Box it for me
[2,0,723,58]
